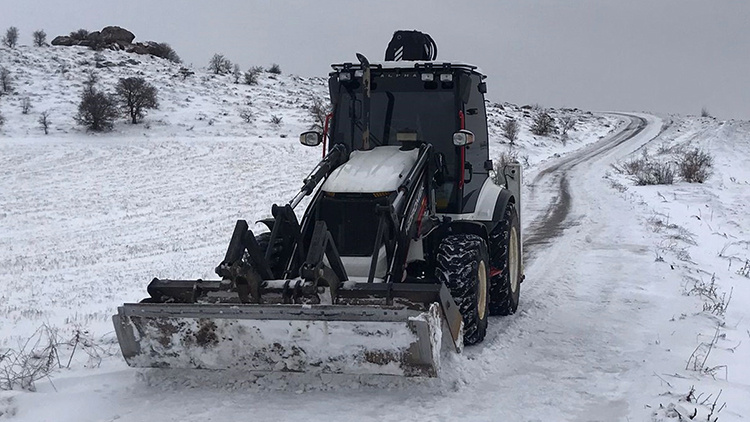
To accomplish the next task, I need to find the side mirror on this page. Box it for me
[453,130,475,146]
[300,131,322,147]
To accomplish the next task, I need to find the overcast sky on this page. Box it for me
[3,0,749,119]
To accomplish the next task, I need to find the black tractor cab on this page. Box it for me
[326,60,492,215]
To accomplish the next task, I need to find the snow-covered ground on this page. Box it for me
[1,45,748,421]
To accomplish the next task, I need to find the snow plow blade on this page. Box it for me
[113,302,453,377]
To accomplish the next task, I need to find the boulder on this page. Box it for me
[100,26,135,44]
[87,31,101,41]
[51,36,76,46]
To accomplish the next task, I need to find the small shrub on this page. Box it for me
[208,53,233,75]
[75,88,119,131]
[502,119,519,145]
[559,114,576,135]
[309,96,331,131]
[0,112,5,129]
[38,111,51,134]
[700,107,711,118]
[244,66,263,85]
[21,97,32,114]
[2,27,19,48]
[232,63,242,84]
[239,108,253,123]
[614,150,675,186]
[69,29,89,41]
[83,71,99,91]
[0,66,12,94]
[267,63,282,75]
[149,42,181,63]
[32,30,47,47]
[678,148,713,183]
[178,67,194,80]
[530,110,556,136]
[270,115,283,125]
[115,77,158,124]
[491,150,519,186]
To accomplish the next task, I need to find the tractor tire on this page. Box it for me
[435,234,490,346]
[249,232,283,277]
[488,203,521,316]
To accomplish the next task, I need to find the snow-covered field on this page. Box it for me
[1,45,748,421]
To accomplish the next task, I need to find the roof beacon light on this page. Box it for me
[339,72,352,81]
[440,74,453,82]
[421,73,434,82]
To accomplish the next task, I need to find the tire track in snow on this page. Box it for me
[523,114,647,257]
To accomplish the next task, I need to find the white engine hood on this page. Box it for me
[322,146,419,193]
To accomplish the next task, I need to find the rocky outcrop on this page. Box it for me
[50,26,177,62]
[100,26,135,44]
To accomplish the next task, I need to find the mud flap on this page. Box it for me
[113,302,449,377]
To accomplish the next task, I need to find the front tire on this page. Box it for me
[435,234,490,346]
[489,203,522,315]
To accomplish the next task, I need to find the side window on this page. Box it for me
[463,75,489,167]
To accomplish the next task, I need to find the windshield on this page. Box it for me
[330,77,457,150]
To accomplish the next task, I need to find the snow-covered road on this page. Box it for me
[3,114,693,422]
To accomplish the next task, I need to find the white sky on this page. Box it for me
[2,0,750,119]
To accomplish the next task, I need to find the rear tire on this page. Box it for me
[435,234,490,346]
[489,203,521,316]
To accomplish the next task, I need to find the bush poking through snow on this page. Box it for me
[2,27,19,48]
[613,150,675,185]
[38,111,51,134]
[270,114,283,125]
[558,114,577,135]
[267,63,282,75]
[208,53,233,75]
[32,30,47,47]
[115,77,159,124]
[677,148,713,183]
[244,66,263,85]
[491,150,519,186]
[232,63,242,84]
[21,97,31,114]
[530,110,556,136]
[69,29,89,41]
[0,112,5,129]
[502,119,520,145]
[0,66,12,94]
[309,96,331,131]
[701,107,712,118]
[0,325,60,392]
[75,87,119,131]
[239,108,253,123]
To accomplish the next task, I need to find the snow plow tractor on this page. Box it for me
[113,31,524,377]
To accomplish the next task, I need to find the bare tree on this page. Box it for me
[2,27,19,48]
[0,66,12,94]
[38,111,51,135]
[208,53,233,75]
[115,77,159,124]
[75,88,119,131]
[502,119,520,145]
[32,30,47,47]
